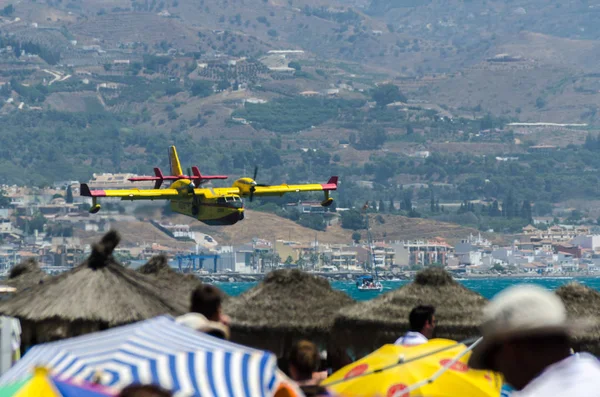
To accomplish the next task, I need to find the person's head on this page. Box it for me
[326,346,353,374]
[190,284,223,322]
[408,305,436,338]
[288,340,320,382]
[468,285,584,390]
[118,384,172,397]
[488,334,571,390]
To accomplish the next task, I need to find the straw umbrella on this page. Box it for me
[137,254,203,310]
[224,269,353,355]
[555,282,600,354]
[333,268,487,355]
[0,230,187,346]
[5,258,48,292]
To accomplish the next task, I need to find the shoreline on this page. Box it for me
[205,271,595,283]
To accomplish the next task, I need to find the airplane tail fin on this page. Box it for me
[192,166,202,179]
[169,146,183,176]
[153,167,164,189]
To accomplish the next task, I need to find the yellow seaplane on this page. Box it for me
[80,146,338,226]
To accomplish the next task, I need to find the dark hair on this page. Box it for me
[409,305,435,332]
[326,346,352,374]
[206,328,227,339]
[190,284,223,321]
[301,385,331,396]
[118,384,172,397]
[289,340,320,381]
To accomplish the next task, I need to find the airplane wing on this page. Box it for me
[211,187,242,196]
[80,183,184,200]
[249,176,338,197]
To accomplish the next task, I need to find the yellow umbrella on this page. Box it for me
[322,339,502,397]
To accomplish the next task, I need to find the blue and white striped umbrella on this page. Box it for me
[0,316,279,397]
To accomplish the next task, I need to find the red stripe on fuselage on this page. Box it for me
[90,190,107,197]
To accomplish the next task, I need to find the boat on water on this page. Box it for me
[356,275,383,292]
[356,201,383,292]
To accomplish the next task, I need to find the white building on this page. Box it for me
[571,235,600,250]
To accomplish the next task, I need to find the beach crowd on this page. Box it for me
[2,231,600,397]
[114,281,600,397]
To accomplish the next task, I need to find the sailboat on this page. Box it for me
[356,203,383,292]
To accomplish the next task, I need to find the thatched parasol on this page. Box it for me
[137,254,203,310]
[0,231,187,346]
[224,269,353,354]
[556,282,600,354]
[5,258,48,292]
[332,268,487,355]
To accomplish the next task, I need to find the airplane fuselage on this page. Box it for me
[170,194,245,225]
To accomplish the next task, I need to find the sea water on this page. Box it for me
[218,277,600,300]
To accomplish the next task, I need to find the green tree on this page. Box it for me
[66,185,74,204]
[190,80,213,97]
[400,190,413,212]
[371,84,406,107]
[378,199,385,213]
[128,62,142,75]
[0,190,9,208]
[295,257,306,269]
[285,255,294,265]
[25,212,46,234]
[297,214,326,231]
[491,263,505,273]
[1,4,14,16]
[341,210,366,230]
[534,201,552,216]
[309,253,319,268]
[216,80,230,91]
[354,126,387,150]
[502,191,516,218]
[352,231,361,243]
[521,200,532,221]
[535,96,546,109]
[488,200,501,217]
[288,61,302,71]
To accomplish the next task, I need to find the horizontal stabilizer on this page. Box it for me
[321,176,339,190]
[80,184,106,197]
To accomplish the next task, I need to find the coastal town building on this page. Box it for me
[403,239,453,266]
[2,183,600,278]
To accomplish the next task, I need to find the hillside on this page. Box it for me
[167,210,352,244]
[366,214,505,246]
[162,210,498,245]
[76,220,197,250]
[3,0,600,234]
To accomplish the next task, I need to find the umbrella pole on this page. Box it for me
[403,337,483,394]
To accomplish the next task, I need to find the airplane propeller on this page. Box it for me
[187,167,196,196]
[249,166,268,202]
